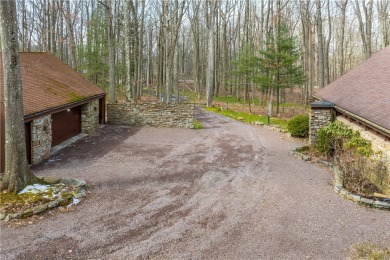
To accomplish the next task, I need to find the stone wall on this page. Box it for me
[309,107,334,145]
[336,117,390,195]
[81,100,99,134]
[31,115,52,165]
[106,102,195,128]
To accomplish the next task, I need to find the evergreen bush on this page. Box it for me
[287,114,309,137]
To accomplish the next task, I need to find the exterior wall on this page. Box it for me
[81,99,100,134]
[106,102,195,128]
[337,117,390,195]
[31,115,52,165]
[309,107,334,145]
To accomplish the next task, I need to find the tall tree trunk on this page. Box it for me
[353,0,373,59]
[205,0,217,107]
[316,0,325,88]
[137,0,145,100]
[338,0,348,76]
[0,0,36,193]
[65,0,77,69]
[104,0,115,103]
[124,0,132,102]
[377,0,389,48]
[324,0,331,84]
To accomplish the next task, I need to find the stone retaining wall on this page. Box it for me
[31,115,52,165]
[106,102,195,128]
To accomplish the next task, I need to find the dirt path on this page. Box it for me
[1,108,389,259]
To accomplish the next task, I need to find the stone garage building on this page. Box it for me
[0,52,105,173]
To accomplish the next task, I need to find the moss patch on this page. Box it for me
[193,119,203,130]
[68,92,86,103]
[0,179,85,221]
[349,243,390,259]
[0,184,71,216]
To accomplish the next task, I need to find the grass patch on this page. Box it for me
[193,119,203,130]
[204,106,287,129]
[349,243,390,260]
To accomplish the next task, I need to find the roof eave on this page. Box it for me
[334,105,390,138]
[313,95,390,138]
[24,93,105,122]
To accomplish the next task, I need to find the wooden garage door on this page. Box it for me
[52,106,81,147]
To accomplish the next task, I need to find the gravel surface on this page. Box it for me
[1,107,389,259]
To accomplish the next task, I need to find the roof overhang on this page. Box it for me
[310,100,334,108]
[313,95,390,139]
[24,93,105,122]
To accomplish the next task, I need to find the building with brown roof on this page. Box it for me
[310,45,390,144]
[1,52,105,173]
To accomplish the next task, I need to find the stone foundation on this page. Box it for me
[31,115,52,165]
[106,102,195,128]
[81,100,99,134]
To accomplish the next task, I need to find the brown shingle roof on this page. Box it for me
[315,45,390,131]
[0,52,105,116]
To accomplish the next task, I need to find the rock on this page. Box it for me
[334,185,343,193]
[73,188,86,199]
[5,211,24,222]
[22,209,33,218]
[318,160,333,168]
[46,200,59,209]
[339,189,349,197]
[43,176,62,184]
[359,197,374,205]
[61,178,86,188]
[372,200,390,209]
[0,210,6,220]
[33,204,48,214]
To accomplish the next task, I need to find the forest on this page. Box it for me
[14,0,390,109]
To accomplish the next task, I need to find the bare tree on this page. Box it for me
[377,0,389,48]
[353,0,373,59]
[0,0,37,192]
[204,0,218,107]
[316,0,325,88]
[123,0,132,102]
[101,0,116,103]
[65,0,77,69]
[337,0,348,76]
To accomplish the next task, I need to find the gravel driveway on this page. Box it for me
[1,107,389,259]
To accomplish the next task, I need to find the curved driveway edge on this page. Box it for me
[1,108,389,259]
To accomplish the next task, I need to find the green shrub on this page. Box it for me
[316,127,334,156]
[315,121,373,157]
[287,114,309,137]
[193,119,203,130]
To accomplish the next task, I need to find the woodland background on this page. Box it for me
[13,0,390,107]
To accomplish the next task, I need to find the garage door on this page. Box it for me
[51,106,81,147]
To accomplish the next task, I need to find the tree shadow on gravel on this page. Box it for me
[31,125,141,171]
